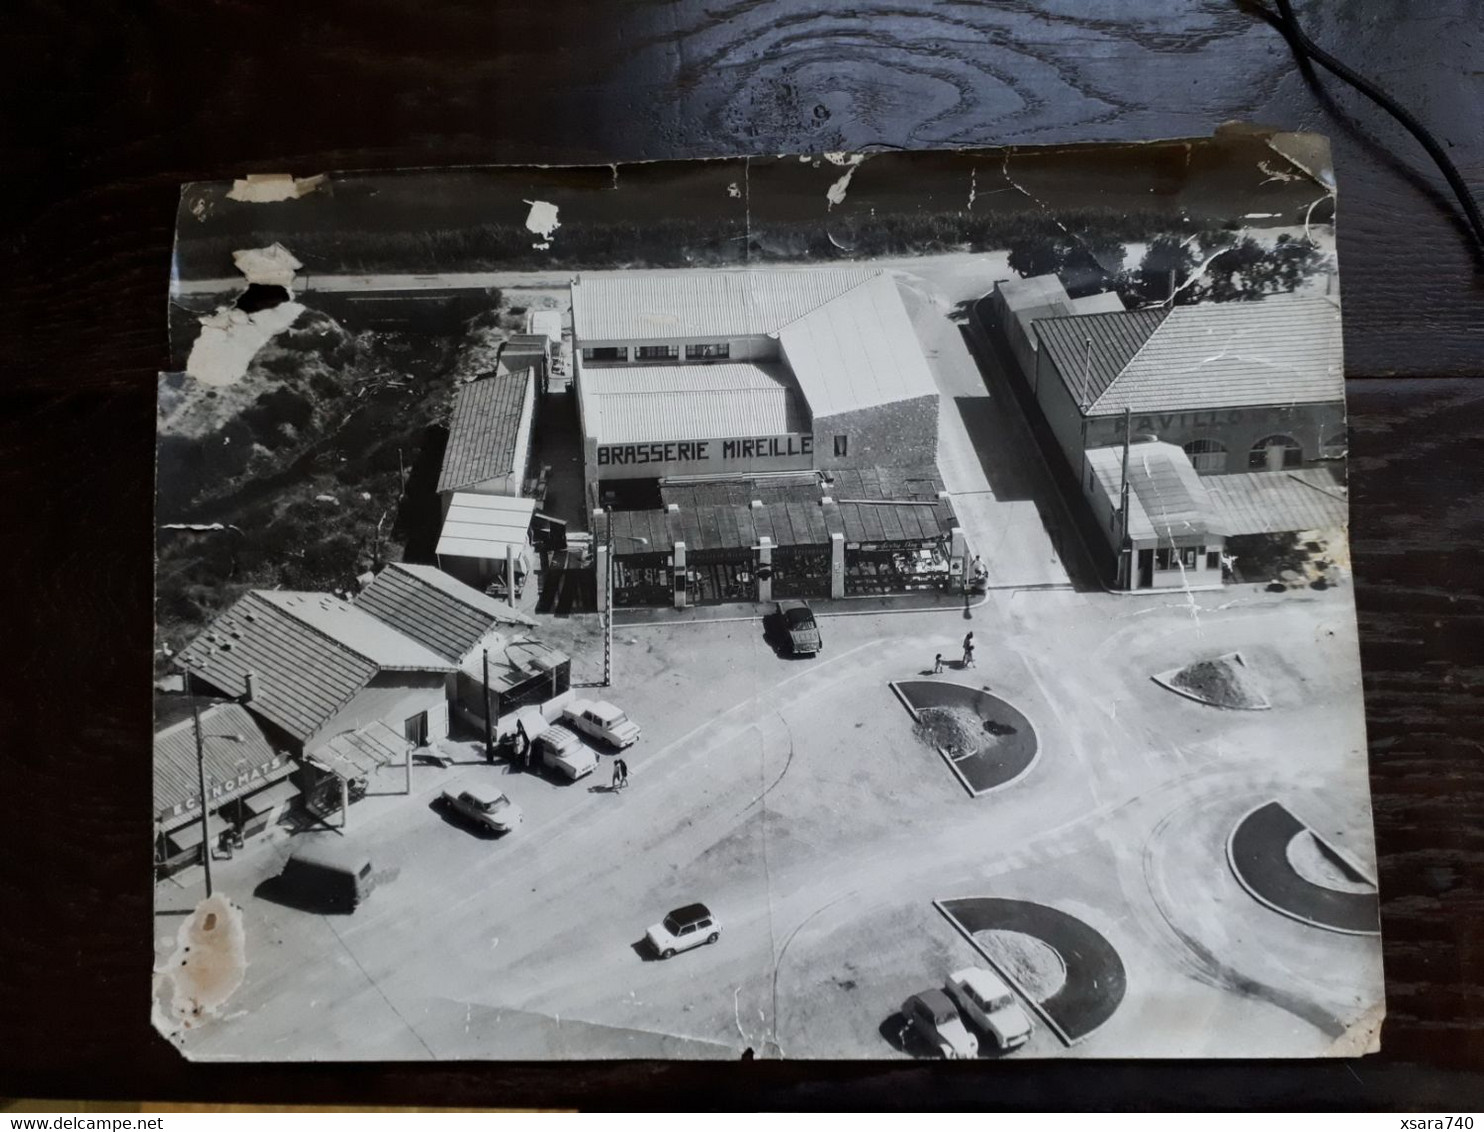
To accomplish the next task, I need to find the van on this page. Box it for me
[278,837,378,913]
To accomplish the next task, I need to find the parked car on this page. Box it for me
[645,902,721,959]
[946,967,1032,1050]
[534,723,599,781]
[437,785,523,835]
[773,600,822,656]
[563,699,641,748]
[901,988,979,1059]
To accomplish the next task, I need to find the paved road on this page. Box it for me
[158,580,1379,1060]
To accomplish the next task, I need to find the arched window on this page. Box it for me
[1320,428,1348,459]
[1249,434,1303,471]
[1182,437,1228,473]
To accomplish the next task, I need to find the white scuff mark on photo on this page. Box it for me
[524,200,562,247]
[1258,159,1302,185]
[232,243,303,291]
[727,182,742,198]
[824,154,866,210]
[227,172,327,203]
[186,302,305,387]
[152,894,247,1037]
[967,166,978,210]
[186,296,307,388]
[159,522,242,533]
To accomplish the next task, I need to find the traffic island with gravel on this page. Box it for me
[894,680,1039,796]
[1153,652,1271,710]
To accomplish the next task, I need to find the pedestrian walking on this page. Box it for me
[933,653,944,673]
[617,757,629,789]
[962,631,975,667]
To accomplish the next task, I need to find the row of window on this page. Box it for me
[582,343,731,362]
[1153,547,1222,571]
[1183,432,1346,472]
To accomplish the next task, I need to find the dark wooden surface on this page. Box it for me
[2,0,1481,1111]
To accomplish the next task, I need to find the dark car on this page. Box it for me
[773,600,822,656]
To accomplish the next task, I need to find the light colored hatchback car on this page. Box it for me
[645,903,721,959]
[901,988,978,1059]
[946,966,1033,1050]
[563,699,641,749]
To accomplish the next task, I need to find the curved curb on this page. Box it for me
[935,897,1127,1046]
[1225,800,1380,937]
[892,680,1040,798]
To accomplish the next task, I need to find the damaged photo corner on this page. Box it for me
[153,128,1382,1062]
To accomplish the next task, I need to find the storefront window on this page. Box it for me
[583,346,627,362]
[635,345,679,360]
[1155,548,1173,570]
[1179,547,1198,569]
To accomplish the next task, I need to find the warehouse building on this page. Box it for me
[984,278,1347,590]
[570,268,940,512]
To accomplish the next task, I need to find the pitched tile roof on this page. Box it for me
[1033,307,1170,409]
[571,267,877,341]
[1086,442,1224,544]
[437,369,531,493]
[154,702,291,827]
[175,591,453,743]
[1089,296,1344,415]
[1036,295,1344,418]
[355,561,533,664]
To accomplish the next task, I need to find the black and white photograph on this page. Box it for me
[152,135,1381,1061]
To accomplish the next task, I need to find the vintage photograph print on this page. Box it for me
[153,133,1381,1060]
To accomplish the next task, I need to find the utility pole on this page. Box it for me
[604,507,614,688]
[190,694,214,899]
[1118,406,1133,590]
[483,647,494,761]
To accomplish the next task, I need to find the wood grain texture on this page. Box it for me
[0,0,1481,1110]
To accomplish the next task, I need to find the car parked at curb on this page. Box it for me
[773,600,822,656]
[534,722,599,781]
[645,903,721,959]
[437,785,523,836]
[562,699,641,748]
[901,988,978,1059]
[946,966,1032,1050]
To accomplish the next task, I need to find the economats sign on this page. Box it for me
[597,435,813,478]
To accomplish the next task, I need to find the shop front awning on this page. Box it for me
[1202,468,1348,537]
[436,492,537,563]
[240,779,302,816]
[309,721,410,779]
[164,811,227,852]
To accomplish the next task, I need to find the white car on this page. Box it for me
[535,723,599,781]
[437,785,522,836]
[645,903,721,959]
[563,699,641,749]
[946,966,1033,1050]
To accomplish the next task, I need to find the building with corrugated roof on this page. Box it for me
[570,267,940,511]
[154,702,298,877]
[985,277,1348,589]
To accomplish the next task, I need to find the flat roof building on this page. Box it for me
[571,268,940,511]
